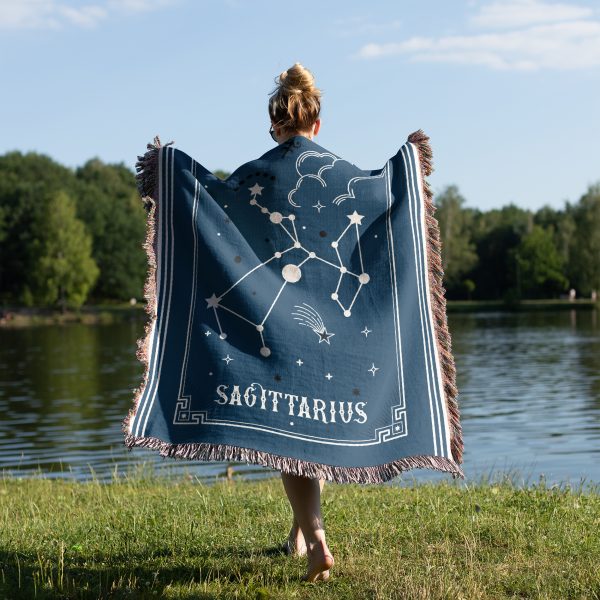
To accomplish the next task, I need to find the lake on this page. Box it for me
[1,309,598,489]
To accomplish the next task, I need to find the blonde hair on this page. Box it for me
[268,62,321,135]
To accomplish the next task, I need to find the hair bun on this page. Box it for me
[280,62,318,96]
[268,62,322,135]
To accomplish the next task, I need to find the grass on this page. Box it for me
[1,467,599,599]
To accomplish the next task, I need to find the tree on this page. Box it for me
[0,151,80,302]
[468,203,532,300]
[434,185,478,297]
[214,170,231,181]
[510,224,568,298]
[568,183,600,296]
[75,159,147,301]
[29,190,99,309]
[535,202,576,280]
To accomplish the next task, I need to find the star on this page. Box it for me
[318,329,335,344]
[361,326,371,337]
[395,425,400,431]
[347,210,365,225]
[248,183,264,196]
[368,363,379,376]
[204,330,212,336]
[205,293,220,309]
[222,354,234,364]
[312,200,325,212]
[296,358,304,366]
[325,372,333,380]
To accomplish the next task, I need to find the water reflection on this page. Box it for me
[1,309,598,488]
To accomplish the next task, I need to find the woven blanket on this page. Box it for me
[122,130,464,483]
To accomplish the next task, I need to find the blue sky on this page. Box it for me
[1,0,599,211]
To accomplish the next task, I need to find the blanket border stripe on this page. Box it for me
[121,132,465,484]
[407,129,463,467]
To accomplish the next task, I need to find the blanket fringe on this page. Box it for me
[407,129,464,466]
[134,135,174,204]
[123,433,464,484]
[121,132,466,485]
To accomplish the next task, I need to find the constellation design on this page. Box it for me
[204,183,370,357]
[291,302,335,345]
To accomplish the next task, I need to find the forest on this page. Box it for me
[0,150,598,309]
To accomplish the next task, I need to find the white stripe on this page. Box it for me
[133,146,166,436]
[401,145,439,455]
[142,147,176,437]
[384,163,406,409]
[409,143,452,457]
[130,320,157,435]
[177,158,199,400]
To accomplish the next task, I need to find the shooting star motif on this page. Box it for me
[291,303,335,345]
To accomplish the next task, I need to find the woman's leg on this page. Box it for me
[283,477,325,555]
[280,472,334,581]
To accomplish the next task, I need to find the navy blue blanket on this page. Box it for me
[122,131,464,483]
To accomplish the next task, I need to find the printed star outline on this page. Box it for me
[318,328,335,344]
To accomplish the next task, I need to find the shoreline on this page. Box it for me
[0,298,598,328]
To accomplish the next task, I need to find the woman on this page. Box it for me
[268,62,334,583]
[127,52,464,586]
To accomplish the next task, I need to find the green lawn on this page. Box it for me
[1,468,599,599]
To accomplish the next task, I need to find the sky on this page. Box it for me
[1,0,599,212]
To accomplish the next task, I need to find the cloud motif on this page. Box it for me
[287,149,389,208]
[288,151,345,207]
[332,169,388,205]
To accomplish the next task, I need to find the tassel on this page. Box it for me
[134,135,175,203]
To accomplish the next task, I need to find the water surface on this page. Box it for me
[1,309,598,489]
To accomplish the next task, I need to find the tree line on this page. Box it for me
[435,184,599,301]
[0,151,598,309]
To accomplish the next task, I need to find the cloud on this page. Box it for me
[0,0,177,30]
[354,0,600,71]
[470,0,594,29]
[0,1,105,29]
[107,0,177,13]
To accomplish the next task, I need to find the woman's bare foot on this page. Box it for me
[282,523,307,556]
[301,539,334,582]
